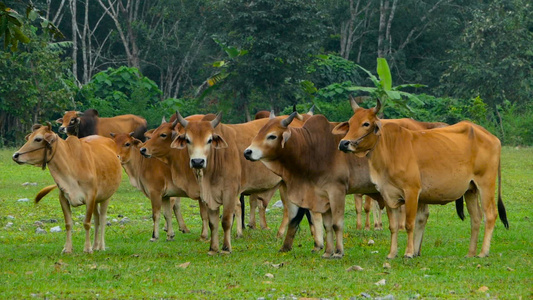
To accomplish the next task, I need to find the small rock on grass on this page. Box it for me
[477,286,489,293]
[50,226,62,233]
[368,239,375,245]
[17,198,29,202]
[36,228,47,234]
[346,265,364,272]
[383,262,391,269]
[375,279,386,286]
[265,273,274,278]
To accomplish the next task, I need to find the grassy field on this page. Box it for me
[0,147,532,299]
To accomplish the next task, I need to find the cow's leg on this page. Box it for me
[373,200,383,230]
[385,206,400,259]
[59,193,74,253]
[403,190,420,258]
[399,204,406,231]
[163,197,176,241]
[310,211,324,252]
[321,210,334,259]
[234,198,243,238]
[478,181,497,258]
[413,203,429,256]
[248,194,258,229]
[276,184,289,238]
[258,198,269,230]
[207,207,220,255]
[222,199,236,254]
[363,196,372,230]
[331,192,346,259]
[199,200,209,241]
[279,203,303,252]
[464,190,481,257]
[149,192,163,242]
[354,194,363,230]
[83,196,96,253]
[92,202,101,250]
[172,197,190,234]
[95,199,109,251]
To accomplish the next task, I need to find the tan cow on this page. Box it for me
[57,109,147,141]
[334,99,509,258]
[12,124,122,253]
[110,132,190,241]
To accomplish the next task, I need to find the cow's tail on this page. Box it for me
[497,159,509,229]
[455,197,465,221]
[35,185,57,204]
[240,194,245,231]
[289,207,307,230]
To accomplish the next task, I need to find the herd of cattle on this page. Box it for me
[12,98,509,259]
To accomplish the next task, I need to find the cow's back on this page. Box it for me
[98,115,147,138]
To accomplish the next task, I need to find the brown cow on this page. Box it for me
[334,99,509,258]
[110,132,190,241]
[57,109,147,141]
[12,124,122,253]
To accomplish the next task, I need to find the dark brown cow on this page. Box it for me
[13,124,122,253]
[57,109,147,141]
[334,99,508,258]
[110,132,190,241]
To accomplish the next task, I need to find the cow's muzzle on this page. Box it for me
[338,140,355,153]
[190,158,206,169]
[139,147,151,158]
[12,152,24,164]
[243,149,255,161]
[58,126,66,134]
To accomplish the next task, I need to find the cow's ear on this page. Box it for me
[144,129,154,140]
[56,118,63,124]
[281,130,291,148]
[44,132,56,144]
[211,134,228,149]
[332,122,349,136]
[132,138,142,146]
[171,134,187,149]
[374,121,382,136]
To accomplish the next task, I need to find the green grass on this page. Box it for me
[1,147,532,299]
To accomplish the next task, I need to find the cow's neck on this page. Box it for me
[122,148,143,190]
[169,149,201,200]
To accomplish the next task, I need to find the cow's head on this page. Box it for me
[56,111,82,135]
[244,111,297,162]
[332,97,382,157]
[170,111,227,169]
[13,123,57,169]
[139,117,177,162]
[110,132,141,164]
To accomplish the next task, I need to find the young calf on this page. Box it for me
[13,124,122,253]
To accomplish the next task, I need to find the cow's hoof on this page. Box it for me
[207,250,218,256]
[332,253,344,259]
[279,246,292,253]
[311,246,324,253]
[61,248,73,254]
[404,254,414,259]
[166,237,175,242]
[321,252,333,259]
[247,224,256,229]
[220,250,231,255]
[235,234,244,239]
[476,253,489,258]
[149,238,157,242]
[180,228,190,234]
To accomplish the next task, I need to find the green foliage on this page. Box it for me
[440,0,533,107]
[0,26,75,147]
[307,54,363,89]
[76,66,163,127]
[497,101,533,146]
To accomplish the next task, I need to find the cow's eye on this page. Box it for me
[124,142,131,147]
[160,133,167,138]
[70,119,75,124]
[267,135,277,140]
[207,138,212,144]
[34,137,42,142]
[362,122,370,127]
[186,138,191,144]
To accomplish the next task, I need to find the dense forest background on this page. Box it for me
[1,0,532,146]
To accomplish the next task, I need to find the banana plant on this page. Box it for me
[347,57,425,115]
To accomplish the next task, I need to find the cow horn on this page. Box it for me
[76,111,83,116]
[45,122,52,131]
[175,111,187,128]
[161,116,167,124]
[211,112,223,128]
[269,110,276,119]
[307,105,315,116]
[350,95,360,112]
[374,98,382,114]
[281,111,297,128]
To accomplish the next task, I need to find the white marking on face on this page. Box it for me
[245,146,263,161]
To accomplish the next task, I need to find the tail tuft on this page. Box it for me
[498,195,509,229]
